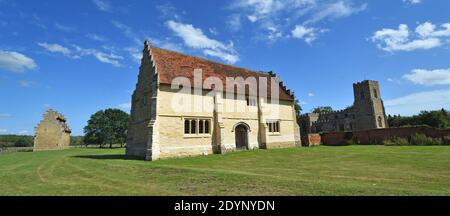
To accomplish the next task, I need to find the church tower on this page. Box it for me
[352,80,388,131]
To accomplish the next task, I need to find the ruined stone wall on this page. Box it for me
[300,80,388,134]
[34,110,71,151]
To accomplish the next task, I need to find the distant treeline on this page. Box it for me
[0,135,34,148]
[388,109,449,129]
[0,135,86,148]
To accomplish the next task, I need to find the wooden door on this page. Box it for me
[235,125,248,150]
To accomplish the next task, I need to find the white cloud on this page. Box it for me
[38,42,123,67]
[291,25,325,44]
[111,21,142,45]
[74,45,123,67]
[385,89,450,116]
[403,68,450,86]
[416,22,450,38]
[229,0,366,43]
[17,130,29,135]
[38,42,72,57]
[166,20,239,64]
[92,0,112,12]
[227,14,242,32]
[371,22,450,52]
[0,50,37,73]
[125,47,142,63]
[54,23,76,32]
[308,1,367,24]
[86,33,106,42]
[403,0,421,5]
[308,92,314,97]
[0,129,7,134]
[387,78,394,82]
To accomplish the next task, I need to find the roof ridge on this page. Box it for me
[149,45,272,77]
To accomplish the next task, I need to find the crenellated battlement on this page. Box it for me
[300,80,388,134]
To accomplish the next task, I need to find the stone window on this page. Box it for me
[266,121,280,133]
[378,116,383,128]
[373,89,378,98]
[184,118,211,135]
[198,120,210,134]
[143,95,148,106]
[360,91,365,100]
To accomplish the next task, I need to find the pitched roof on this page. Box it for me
[148,45,295,101]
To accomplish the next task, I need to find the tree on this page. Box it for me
[15,138,31,147]
[312,106,334,114]
[83,109,130,148]
[292,92,303,124]
[387,109,449,129]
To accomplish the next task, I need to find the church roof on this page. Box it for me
[148,44,295,101]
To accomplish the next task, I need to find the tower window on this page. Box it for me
[378,116,383,128]
[360,91,365,99]
[373,89,378,98]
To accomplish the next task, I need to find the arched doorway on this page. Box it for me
[235,124,249,150]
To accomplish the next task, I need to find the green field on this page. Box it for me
[1,146,450,196]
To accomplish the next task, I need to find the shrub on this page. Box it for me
[409,133,441,146]
[14,138,31,147]
[383,137,409,146]
[442,135,450,146]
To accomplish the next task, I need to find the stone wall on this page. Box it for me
[321,126,450,145]
[300,80,388,134]
[34,109,71,151]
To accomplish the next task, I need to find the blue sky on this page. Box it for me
[0,0,449,136]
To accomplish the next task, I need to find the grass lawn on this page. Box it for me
[0,146,450,196]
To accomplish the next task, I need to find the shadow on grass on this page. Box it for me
[73,154,144,161]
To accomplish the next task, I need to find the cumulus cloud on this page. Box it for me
[92,0,112,12]
[0,50,37,73]
[0,129,7,134]
[166,20,239,64]
[371,22,450,52]
[403,68,450,86]
[385,89,450,116]
[291,25,327,44]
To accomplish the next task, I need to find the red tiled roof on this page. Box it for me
[149,45,294,101]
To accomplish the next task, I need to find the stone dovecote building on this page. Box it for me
[126,41,301,160]
[300,80,388,134]
[34,109,71,151]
